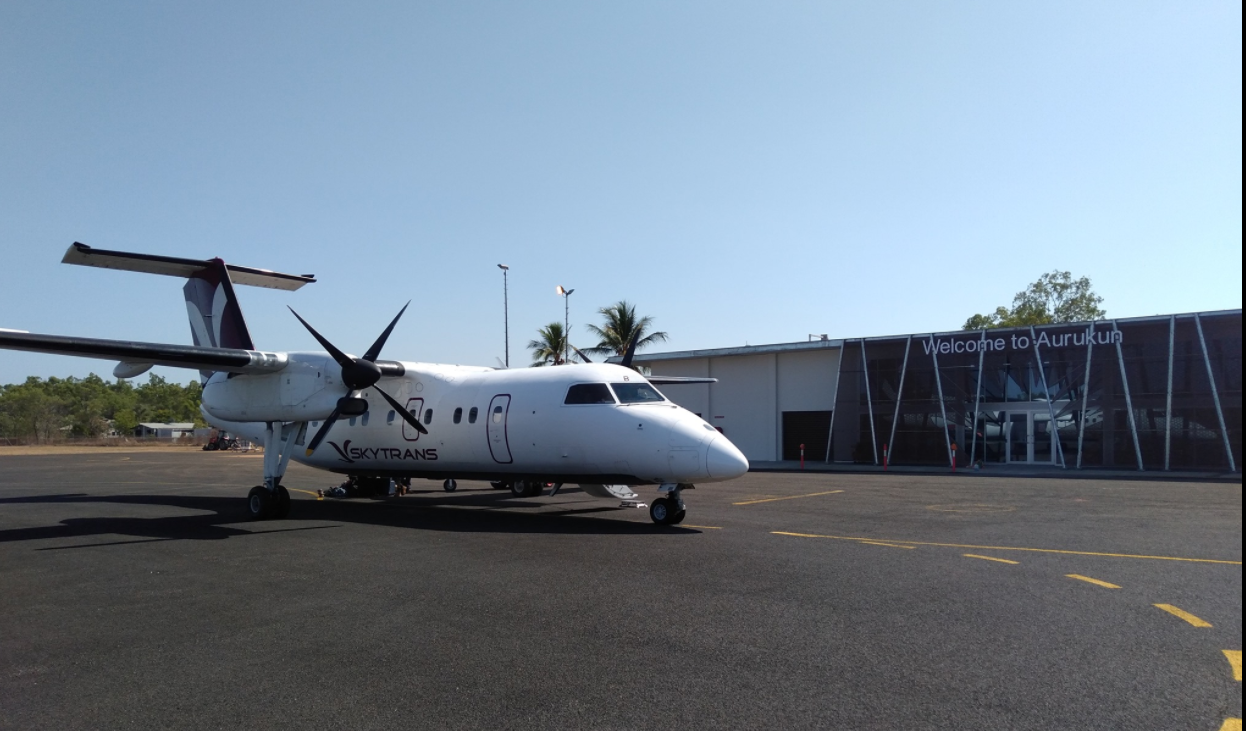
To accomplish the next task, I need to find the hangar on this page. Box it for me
[627,309,1242,472]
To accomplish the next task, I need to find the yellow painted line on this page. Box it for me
[1066,574,1121,589]
[1219,719,1241,731]
[287,487,324,501]
[734,490,844,506]
[964,554,1019,565]
[1154,604,1212,628]
[859,541,915,549]
[682,525,723,530]
[1224,650,1242,682]
[770,532,1242,565]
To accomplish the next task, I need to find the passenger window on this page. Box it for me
[387,410,395,425]
[424,409,433,425]
[492,406,504,423]
[453,407,463,424]
[361,412,370,426]
[469,407,478,424]
[348,417,357,426]
[564,383,615,404]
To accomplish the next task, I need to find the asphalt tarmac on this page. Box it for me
[0,451,1240,730]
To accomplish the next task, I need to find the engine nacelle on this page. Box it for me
[202,353,341,422]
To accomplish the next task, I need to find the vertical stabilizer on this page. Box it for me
[183,260,255,351]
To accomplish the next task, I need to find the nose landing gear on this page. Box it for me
[650,483,689,525]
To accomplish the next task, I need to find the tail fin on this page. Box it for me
[62,242,315,373]
[183,260,254,350]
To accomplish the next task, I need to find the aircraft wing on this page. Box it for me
[646,375,717,385]
[0,330,288,375]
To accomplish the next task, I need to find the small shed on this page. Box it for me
[136,422,196,438]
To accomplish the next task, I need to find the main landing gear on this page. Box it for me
[246,421,303,521]
[649,483,690,525]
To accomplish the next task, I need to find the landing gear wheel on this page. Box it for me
[510,480,530,497]
[443,479,458,492]
[490,481,507,490]
[271,485,291,519]
[670,509,686,525]
[650,497,675,525]
[247,486,272,520]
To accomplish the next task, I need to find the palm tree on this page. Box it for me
[586,300,669,357]
[528,322,569,366]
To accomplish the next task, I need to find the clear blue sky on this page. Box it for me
[1,1,1240,384]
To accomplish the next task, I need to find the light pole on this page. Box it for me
[498,264,509,368]
[556,285,574,365]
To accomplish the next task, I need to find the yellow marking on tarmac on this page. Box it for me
[734,490,844,506]
[859,541,915,549]
[964,554,1019,564]
[1224,650,1242,681]
[1219,719,1241,731]
[1154,604,1212,627]
[769,532,1242,565]
[287,488,324,501]
[682,525,722,530]
[1066,574,1120,589]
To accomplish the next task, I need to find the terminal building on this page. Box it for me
[629,309,1241,473]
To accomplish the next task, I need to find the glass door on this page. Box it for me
[1032,414,1053,464]
[1007,413,1029,462]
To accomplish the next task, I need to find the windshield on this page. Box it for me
[610,382,666,404]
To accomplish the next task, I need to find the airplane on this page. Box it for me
[0,243,750,524]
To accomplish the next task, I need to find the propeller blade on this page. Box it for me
[375,386,428,435]
[619,334,640,369]
[571,345,593,364]
[288,307,352,368]
[304,407,342,455]
[363,301,411,362]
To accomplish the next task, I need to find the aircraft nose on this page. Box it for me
[706,436,749,480]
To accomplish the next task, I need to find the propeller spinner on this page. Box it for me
[288,303,427,456]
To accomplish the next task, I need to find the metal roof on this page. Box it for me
[618,308,1242,364]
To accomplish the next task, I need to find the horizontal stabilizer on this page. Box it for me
[0,330,288,374]
[647,376,717,385]
[62,243,316,291]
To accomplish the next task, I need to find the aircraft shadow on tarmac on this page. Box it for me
[0,490,698,549]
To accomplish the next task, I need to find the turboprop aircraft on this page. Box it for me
[0,243,749,524]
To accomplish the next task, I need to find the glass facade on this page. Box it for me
[827,311,1241,472]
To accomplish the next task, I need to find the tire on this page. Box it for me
[247,486,272,520]
[443,479,457,492]
[509,480,527,497]
[490,481,507,490]
[271,485,291,519]
[670,509,686,525]
[650,497,672,525]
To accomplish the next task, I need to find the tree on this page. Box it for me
[528,322,570,366]
[963,271,1106,330]
[585,301,669,357]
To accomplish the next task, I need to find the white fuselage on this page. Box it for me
[201,359,749,485]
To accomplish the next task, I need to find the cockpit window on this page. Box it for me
[565,383,616,405]
[610,382,665,403]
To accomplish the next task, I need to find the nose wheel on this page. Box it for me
[649,497,686,525]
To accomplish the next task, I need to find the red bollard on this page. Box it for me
[883,444,889,470]
[951,442,958,472]
[800,444,805,470]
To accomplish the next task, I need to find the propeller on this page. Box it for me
[618,333,640,369]
[570,345,593,364]
[289,303,428,456]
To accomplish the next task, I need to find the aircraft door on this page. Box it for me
[486,394,513,464]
